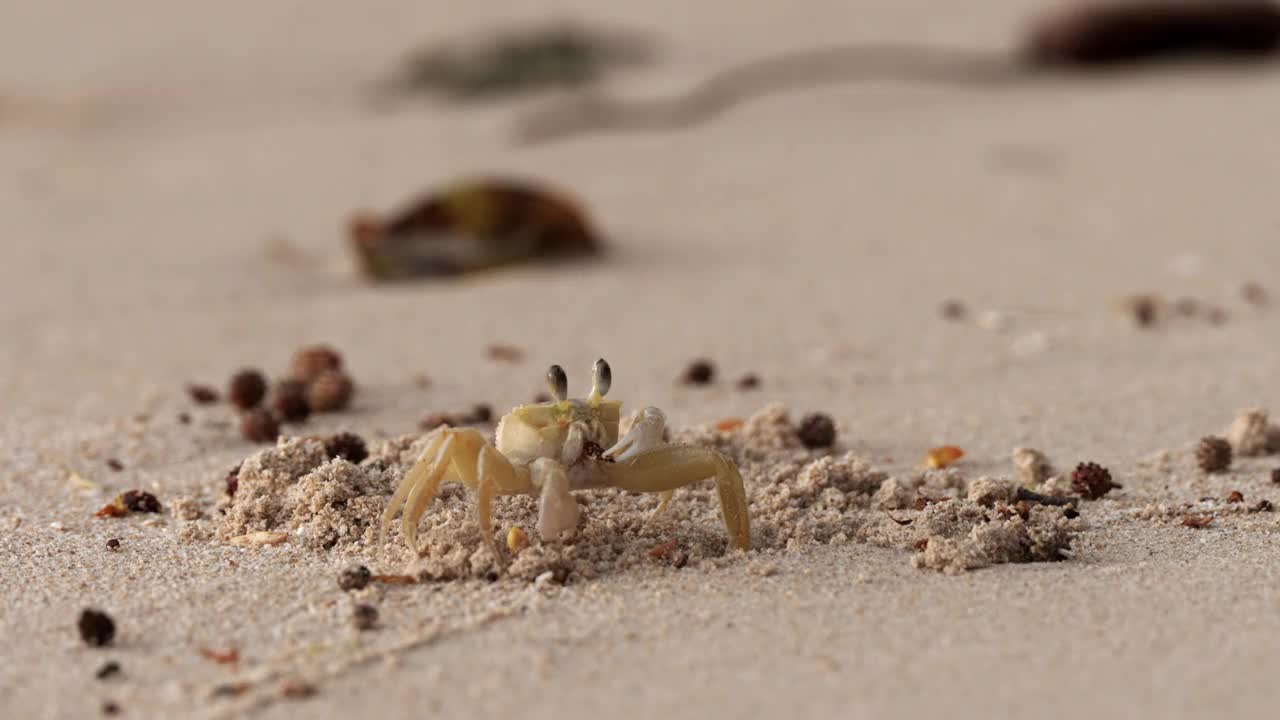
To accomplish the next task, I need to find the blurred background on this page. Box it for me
[3,0,1279,465]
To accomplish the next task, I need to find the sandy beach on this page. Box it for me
[4,0,1280,717]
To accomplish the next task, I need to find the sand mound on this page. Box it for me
[206,405,1079,581]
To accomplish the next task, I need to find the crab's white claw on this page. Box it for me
[604,406,667,462]
[534,459,579,541]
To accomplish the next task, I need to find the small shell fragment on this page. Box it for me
[926,446,965,469]
[506,526,529,554]
[228,531,288,547]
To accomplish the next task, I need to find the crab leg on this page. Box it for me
[602,445,751,550]
[380,432,448,546]
[532,458,579,541]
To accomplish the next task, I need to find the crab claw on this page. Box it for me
[604,407,666,462]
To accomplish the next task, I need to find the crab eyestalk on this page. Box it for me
[547,364,568,402]
[589,358,611,404]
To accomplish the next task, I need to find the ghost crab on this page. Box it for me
[382,359,751,567]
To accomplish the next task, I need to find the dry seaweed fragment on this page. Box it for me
[1181,513,1214,528]
[371,574,418,585]
[386,22,650,100]
[349,178,602,281]
[199,647,239,664]
[1024,1,1280,67]
[486,344,525,363]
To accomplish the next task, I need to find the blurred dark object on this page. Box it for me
[1025,0,1280,67]
[386,22,651,101]
[349,178,603,281]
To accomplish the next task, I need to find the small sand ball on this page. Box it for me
[797,452,887,499]
[1227,409,1270,457]
[283,459,393,550]
[322,432,368,463]
[170,497,202,521]
[78,609,116,647]
[218,437,330,535]
[681,359,715,385]
[915,499,988,539]
[271,380,310,423]
[912,536,985,575]
[796,413,836,449]
[1012,447,1054,486]
[240,409,280,443]
[307,370,354,412]
[1196,436,1232,474]
[872,477,916,510]
[228,369,268,410]
[290,345,344,383]
[966,477,1016,507]
[1071,462,1118,500]
[337,565,371,591]
[352,604,378,631]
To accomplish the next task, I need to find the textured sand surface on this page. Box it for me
[4,0,1280,718]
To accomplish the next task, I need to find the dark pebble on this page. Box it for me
[796,413,836,449]
[78,609,116,647]
[228,370,268,410]
[323,432,368,464]
[105,538,120,551]
[105,459,124,472]
[736,374,761,390]
[121,490,161,514]
[352,604,379,631]
[272,380,311,423]
[337,565,372,592]
[240,409,280,443]
[681,360,715,385]
[186,384,220,405]
[95,661,122,680]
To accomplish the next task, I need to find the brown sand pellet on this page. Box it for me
[736,374,761,390]
[290,345,344,383]
[105,538,120,551]
[352,604,379,631]
[186,384,220,405]
[95,661,121,680]
[121,490,161,513]
[939,300,967,321]
[1196,436,1232,473]
[681,359,715,385]
[322,432,368,463]
[78,609,115,647]
[271,380,311,423]
[337,565,372,591]
[105,459,123,472]
[228,370,268,410]
[306,370,354,412]
[1242,281,1269,306]
[796,413,836,449]
[240,410,280,443]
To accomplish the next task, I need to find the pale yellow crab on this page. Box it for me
[381,359,751,565]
